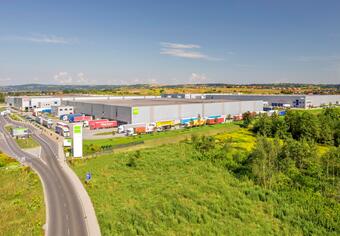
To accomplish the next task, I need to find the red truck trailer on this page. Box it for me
[206,117,225,125]
[74,115,93,122]
[90,120,118,130]
[88,119,109,126]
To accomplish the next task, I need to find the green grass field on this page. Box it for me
[94,131,115,136]
[293,106,340,115]
[10,113,22,121]
[15,137,40,149]
[83,122,240,155]
[71,139,338,235]
[0,153,45,235]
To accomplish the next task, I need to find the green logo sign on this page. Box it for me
[73,125,82,134]
[133,107,139,115]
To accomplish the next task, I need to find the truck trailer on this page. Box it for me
[55,125,70,137]
[89,120,118,130]
[119,123,156,135]
[42,118,53,129]
[206,117,225,125]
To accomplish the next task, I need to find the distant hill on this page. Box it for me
[0,83,339,93]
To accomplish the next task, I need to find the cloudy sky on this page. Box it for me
[0,0,340,85]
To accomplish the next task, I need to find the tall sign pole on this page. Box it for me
[72,124,83,157]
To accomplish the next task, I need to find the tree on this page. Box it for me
[321,147,340,188]
[317,115,334,145]
[285,111,320,141]
[241,111,255,128]
[271,113,288,138]
[279,138,320,189]
[248,136,280,189]
[334,121,340,147]
[252,114,272,136]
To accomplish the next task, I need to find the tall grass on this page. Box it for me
[0,153,45,235]
[71,141,338,235]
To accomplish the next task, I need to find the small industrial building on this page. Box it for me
[11,127,29,138]
[64,98,263,124]
[52,105,74,118]
[161,94,206,99]
[6,96,61,111]
[204,94,340,108]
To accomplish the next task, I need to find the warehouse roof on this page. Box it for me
[69,98,256,107]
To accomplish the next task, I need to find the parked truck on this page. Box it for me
[119,123,156,135]
[89,120,118,130]
[126,126,146,136]
[35,116,43,124]
[118,123,144,134]
[68,115,93,127]
[55,125,70,137]
[155,120,174,131]
[180,117,198,125]
[42,118,53,129]
[185,119,206,128]
[56,121,69,128]
[74,115,92,123]
[67,114,92,123]
[206,117,225,125]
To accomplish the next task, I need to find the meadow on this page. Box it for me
[83,122,240,156]
[0,152,45,235]
[72,142,338,235]
[72,122,339,235]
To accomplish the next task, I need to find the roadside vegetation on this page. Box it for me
[0,152,45,235]
[4,124,40,149]
[9,113,22,121]
[15,137,40,149]
[71,107,340,235]
[83,122,239,155]
[5,124,12,133]
[93,131,115,136]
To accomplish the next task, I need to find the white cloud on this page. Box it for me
[189,73,207,84]
[54,72,92,84]
[160,42,222,61]
[54,72,73,84]
[160,42,200,49]
[160,48,208,59]
[0,77,11,83]
[2,34,76,44]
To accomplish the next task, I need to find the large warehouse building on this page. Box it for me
[204,94,340,108]
[6,95,160,111]
[64,99,263,124]
[162,94,340,108]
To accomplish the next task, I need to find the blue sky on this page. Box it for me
[0,0,340,85]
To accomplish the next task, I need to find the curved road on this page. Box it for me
[0,116,88,236]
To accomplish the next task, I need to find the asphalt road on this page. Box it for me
[0,116,88,236]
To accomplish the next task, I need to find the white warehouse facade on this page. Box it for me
[64,99,263,124]
[204,94,340,108]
